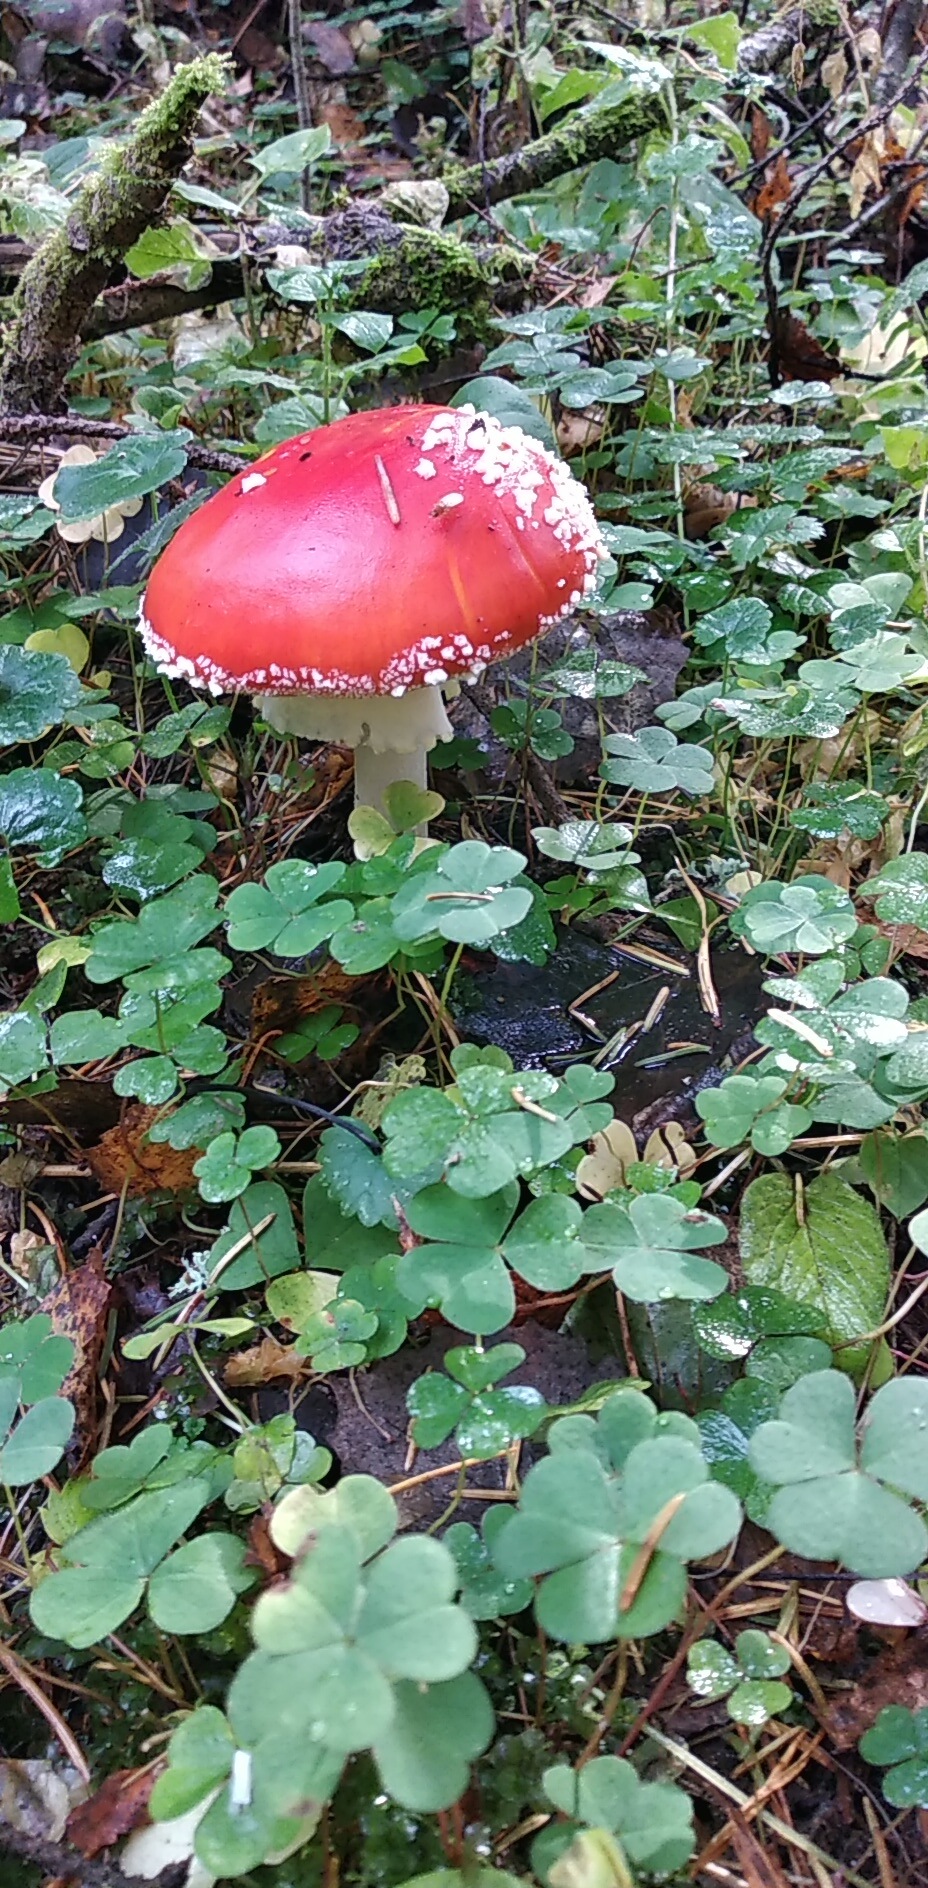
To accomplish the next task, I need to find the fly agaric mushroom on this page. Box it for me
[139,404,605,814]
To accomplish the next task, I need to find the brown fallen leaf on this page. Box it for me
[318,96,368,158]
[224,1335,307,1387]
[86,1104,198,1197]
[40,1248,110,1463]
[752,150,792,220]
[66,1765,158,1858]
[250,957,362,1038]
[245,1509,291,1578]
[829,1635,928,1748]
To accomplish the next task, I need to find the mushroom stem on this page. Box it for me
[353,739,429,816]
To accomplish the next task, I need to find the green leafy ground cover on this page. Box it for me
[2,5,928,1885]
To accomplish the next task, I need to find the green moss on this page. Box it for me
[0,55,228,412]
[358,226,528,337]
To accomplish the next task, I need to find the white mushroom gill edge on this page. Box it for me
[257,683,455,817]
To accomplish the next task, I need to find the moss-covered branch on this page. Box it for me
[0,54,228,415]
[443,89,667,219]
[80,208,529,342]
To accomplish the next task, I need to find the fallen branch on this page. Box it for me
[0,92,665,347]
[0,53,228,415]
[443,88,667,217]
[0,1821,184,1888]
[0,411,242,472]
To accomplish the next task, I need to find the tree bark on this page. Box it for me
[0,53,227,415]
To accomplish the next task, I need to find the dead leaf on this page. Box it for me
[752,151,792,220]
[576,1119,638,1200]
[8,1228,46,1278]
[729,1810,792,1888]
[683,483,754,539]
[849,129,885,220]
[304,19,355,72]
[318,97,368,156]
[0,1758,86,1842]
[642,1120,696,1176]
[66,1766,156,1857]
[579,275,618,310]
[459,0,490,42]
[821,47,848,98]
[224,1336,307,1387]
[251,958,363,1038]
[86,1105,198,1197]
[857,25,882,70]
[556,408,605,453]
[830,1636,928,1748]
[775,311,841,382]
[245,1509,290,1578]
[40,1248,110,1462]
[750,106,772,163]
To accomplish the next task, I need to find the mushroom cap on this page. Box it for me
[139,403,605,699]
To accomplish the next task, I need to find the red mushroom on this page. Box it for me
[139,403,605,814]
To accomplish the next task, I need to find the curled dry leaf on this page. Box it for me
[576,1116,695,1200]
[224,1334,307,1386]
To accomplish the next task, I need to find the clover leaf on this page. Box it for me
[713,684,851,739]
[492,1389,741,1641]
[30,1469,249,1646]
[540,649,646,698]
[295,1298,379,1371]
[537,1754,695,1880]
[0,1315,74,1487]
[600,725,715,797]
[398,1187,600,1334]
[790,783,888,841]
[867,854,928,930]
[582,1192,729,1303]
[225,1475,492,1812]
[696,1072,812,1156]
[532,820,639,874]
[382,1063,606,1201]
[0,1009,49,1087]
[748,1371,928,1575]
[446,1510,533,1620]
[194,1127,281,1203]
[800,632,925,696]
[225,859,353,956]
[407,1344,547,1455]
[390,840,532,945]
[687,1629,793,1726]
[85,875,223,984]
[860,1706,928,1809]
[729,876,857,956]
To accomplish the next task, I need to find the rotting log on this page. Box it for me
[0,54,228,415]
